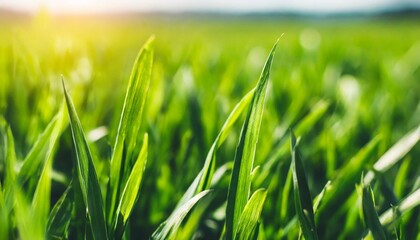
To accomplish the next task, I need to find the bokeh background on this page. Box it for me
[1,1,420,238]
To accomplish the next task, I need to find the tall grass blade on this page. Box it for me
[47,185,73,240]
[18,108,67,185]
[235,189,268,240]
[177,90,254,208]
[14,188,44,240]
[160,55,256,240]
[107,37,154,228]
[3,124,16,203]
[114,133,148,239]
[290,131,318,240]
[0,183,8,240]
[150,190,211,240]
[31,149,53,233]
[63,80,109,240]
[361,184,387,240]
[31,107,66,235]
[0,123,16,239]
[225,40,277,240]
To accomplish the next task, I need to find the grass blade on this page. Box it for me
[313,181,331,215]
[256,99,330,188]
[63,80,109,240]
[0,122,16,239]
[234,189,268,240]
[177,89,254,208]
[14,188,44,240]
[379,188,420,226]
[114,133,148,239]
[3,123,16,202]
[225,40,277,240]
[159,63,255,240]
[316,135,382,222]
[150,190,211,240]
[31,107,66,235]
[361,184,387,240]
[18,108,67,185]
[364,124,420,184]
[107,37,154,228]
[290,131,318,240]
[47,185,73,240]
[0,183,8,240]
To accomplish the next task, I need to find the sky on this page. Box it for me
[0,0,420,14]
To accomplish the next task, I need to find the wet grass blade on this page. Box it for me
[150,190,211,240]
[290,131,318,240]
[47,185,73,240]
[63,80,109,240]
[361,184,387,240]
[225,40,277,240]
[114,134,148,239]
[235,189,268,240]
[107,37,154,228]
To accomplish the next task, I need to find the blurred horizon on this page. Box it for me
[1,0,420,15]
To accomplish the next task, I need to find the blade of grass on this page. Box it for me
[31,106,66,235]
[18,107,67,185]
[316,135,382,222]
[280,165,293,223]
[47,185,73,240]
[364,124,420,184]
[0,183,8,240]
[361,184,387,240]
[14,187,44,240]
[290,131,318,240]
[225,40,277,240]
[235,189,268,240]
[379,188,420,226]
[150,190,211,240]
[63,80,109,240]
[177,89,254,208]
[256,100,330,187]
[313,181,331,215]
[0,122,15,240]
[114,133,148,239]
[107,37,154,228]
[3,124,16,205]
[160,81,255,240]
[394,158,410,198]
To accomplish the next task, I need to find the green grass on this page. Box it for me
[0,12,420,239]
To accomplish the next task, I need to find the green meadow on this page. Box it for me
[0,12,419,239]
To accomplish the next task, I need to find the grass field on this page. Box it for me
[1,11,420,239]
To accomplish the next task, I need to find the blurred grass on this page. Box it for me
[0,11,419,238]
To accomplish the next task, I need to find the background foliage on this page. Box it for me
[1,12,419,239]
